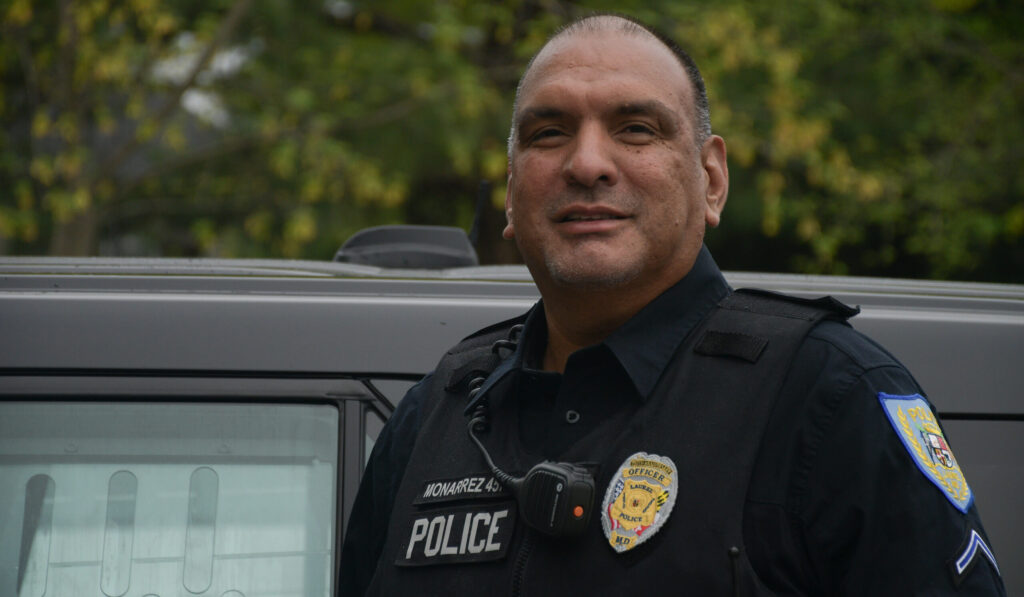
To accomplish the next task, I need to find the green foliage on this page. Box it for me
[0,0,1020,281]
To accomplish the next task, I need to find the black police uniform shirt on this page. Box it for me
[339,246,1006,596]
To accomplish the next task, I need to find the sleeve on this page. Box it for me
[799,362,1006,596]
[337,373,434,597]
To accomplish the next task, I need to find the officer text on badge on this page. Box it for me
[397,502,517,566]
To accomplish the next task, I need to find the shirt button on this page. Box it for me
[565,410,581,424]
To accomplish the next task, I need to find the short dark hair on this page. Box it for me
[508,13,712,154]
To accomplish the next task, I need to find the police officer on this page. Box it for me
[340,14,1006,596]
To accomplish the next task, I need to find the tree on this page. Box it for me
[1,0,1021,282]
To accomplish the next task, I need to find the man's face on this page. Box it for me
[504,31,727,294]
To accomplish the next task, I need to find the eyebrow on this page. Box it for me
[515,100,681,140]
[515,107,567,134]
[615,101,680,133]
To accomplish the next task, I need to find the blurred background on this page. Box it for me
[1,0,1021,281]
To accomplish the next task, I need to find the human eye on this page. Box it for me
[526,127,567,147]
[618,122,657,140]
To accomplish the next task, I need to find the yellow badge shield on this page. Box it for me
[601,453,678,553]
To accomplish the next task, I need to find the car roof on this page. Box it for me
[2,256,1022,416]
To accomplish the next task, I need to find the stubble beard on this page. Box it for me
[542,248,644,290]
[529,189,650,290]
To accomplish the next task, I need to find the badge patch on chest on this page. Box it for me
[601,452,678,553]
[879,393,973,513]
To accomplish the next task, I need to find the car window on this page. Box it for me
[362,378,417,463]
[0,401,338,597]
[365,379,418,411]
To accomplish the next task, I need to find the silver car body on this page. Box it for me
[1,257,1021,596]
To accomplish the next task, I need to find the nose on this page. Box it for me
[562,123,618,188]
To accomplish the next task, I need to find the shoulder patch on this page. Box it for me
[601,452,678,553]
[878,392,972,512]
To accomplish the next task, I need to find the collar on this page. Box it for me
[464,246,731,413]
[603,245,731,399]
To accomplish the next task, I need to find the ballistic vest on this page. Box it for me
[365,289,856,596]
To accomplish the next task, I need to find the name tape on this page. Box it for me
[413,474,510,505]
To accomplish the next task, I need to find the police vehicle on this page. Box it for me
[1,226,1021,596]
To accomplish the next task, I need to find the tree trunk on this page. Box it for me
[49,208,98,255]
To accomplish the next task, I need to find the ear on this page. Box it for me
[701,135,729,228]
[502,173,516,240]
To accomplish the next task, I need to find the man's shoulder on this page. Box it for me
[805,317,908,373]
[726,287,860,321]
[725,287,905,375]
[416,312,530,402]
[444,313,528,357]
[437,313,527,376]
[777,318,927,440]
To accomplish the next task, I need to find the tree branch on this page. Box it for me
[110,86,447,202]
[91,0,254,189]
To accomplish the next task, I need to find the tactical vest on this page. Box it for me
[365,289,856,596]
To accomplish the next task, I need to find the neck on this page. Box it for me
[539,283,666,373]
[533,247,706,373]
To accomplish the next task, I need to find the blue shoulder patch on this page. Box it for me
[878,392,973,513]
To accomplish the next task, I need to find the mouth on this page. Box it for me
[554,203,631,224]
[560,213,628,223]
[553,207,632,236]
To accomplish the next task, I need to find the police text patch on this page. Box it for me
[396,502,517,566]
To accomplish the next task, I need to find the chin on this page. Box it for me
[544,258,642,290]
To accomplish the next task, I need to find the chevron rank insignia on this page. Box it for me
[879,393,973,512]
[601,452,678,553]
[950,528,1001,585]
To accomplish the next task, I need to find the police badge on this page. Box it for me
[601,452,678,553]
[878,392,973,512]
